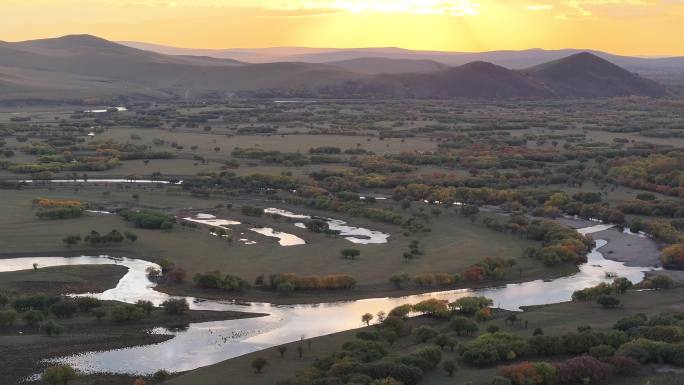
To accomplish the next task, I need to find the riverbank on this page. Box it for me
[0,305,266,385]
[0,249,578,306]
[154,265,579,305]
[167,287,684,385]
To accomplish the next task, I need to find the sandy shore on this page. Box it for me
[555,217,662,267]
[592,228,662,267]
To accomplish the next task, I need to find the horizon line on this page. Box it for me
[3,33,681,59]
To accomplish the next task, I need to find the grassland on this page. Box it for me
[3,98,684,385]
[0,184,570,304]
[0,264,127,296]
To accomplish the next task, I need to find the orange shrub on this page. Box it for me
[499,362,545,385]
[32,198,83,209]
[434,273,454,286]
[413,273,435,287]
[661,243,684,268]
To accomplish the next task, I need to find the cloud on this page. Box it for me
[72,0,482,16]
[557,0,652,20]
[526,4,554,10]
[280,1,482,16]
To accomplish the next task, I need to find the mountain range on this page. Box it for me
[121,41,684,79]
[0,34,673,104]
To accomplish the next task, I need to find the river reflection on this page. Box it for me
[0,226,654,376]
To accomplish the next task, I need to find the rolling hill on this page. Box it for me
[0,35,361,103]
[524,52,667,98]
[0,35,671,103]
[309,53,668,99]
[315,61,553,99]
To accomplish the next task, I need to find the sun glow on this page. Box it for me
[1,0,683,55]
[292,0,481,16]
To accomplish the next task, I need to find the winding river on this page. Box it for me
[0,224,654,377]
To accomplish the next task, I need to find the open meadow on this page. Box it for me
[2,98,684,385]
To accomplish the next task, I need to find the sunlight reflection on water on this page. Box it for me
[0,225,654,376]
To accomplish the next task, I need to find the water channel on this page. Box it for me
[0,224,653,376]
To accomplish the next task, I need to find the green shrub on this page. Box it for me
[459,332,528,366]
[41,320,64,336]
[0,309,17,326]
[42,365,77,385]
[161,298,189,315]
[413,325,438,342]
[49,300,78,318]
[23,310,44,327]
[597,295,621,308]
[111,304,144,322]
[120,209,175,229]
[450,316,478,336]
[589,344,616,361]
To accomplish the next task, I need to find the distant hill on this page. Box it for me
[118,41,335,63]
[0,35,671,103]
[119,41,684,80]
[523,52,667,98]
[0,35,360,103]
[311,53,667,99]
[172,55,245,67]
[316,61,552,98]
[324,57,450,74]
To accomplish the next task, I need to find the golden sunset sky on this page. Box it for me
[2,0,683,55]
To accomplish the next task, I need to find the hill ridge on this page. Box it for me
[0,36,670,103]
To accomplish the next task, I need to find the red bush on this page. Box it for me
[609,355,640,376]
[499,362,544,385]
[463,265,486,282]
[555,355,609,384]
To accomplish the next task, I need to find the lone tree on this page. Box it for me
[361,312,374,326]
[341,248,361,260]
[612,277,632,294]
[650,274,674,290]
[434,334,449,350]
[124,231,138,242]
[442,360,458,376]
[450,316,478,336]
[597,295,621,309]
[277,346,287,358]
[251,357,268,373]
[42,320,64,336]
[161,298,189,315]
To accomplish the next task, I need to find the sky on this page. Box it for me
[1,0,683,55]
